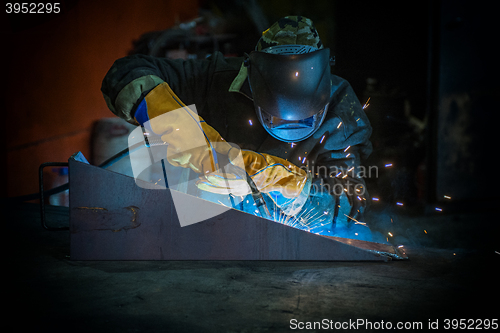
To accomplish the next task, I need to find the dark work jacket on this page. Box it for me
[101,52,373,222]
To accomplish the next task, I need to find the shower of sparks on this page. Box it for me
[363,97,371,110]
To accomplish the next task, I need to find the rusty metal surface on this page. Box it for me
[69,155,402,261]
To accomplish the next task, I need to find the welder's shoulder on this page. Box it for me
[329,74,352,99]
[209,53,245,73]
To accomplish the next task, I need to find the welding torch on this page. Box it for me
[223,163,272,220]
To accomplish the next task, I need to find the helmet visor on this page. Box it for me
[256,104,328,143]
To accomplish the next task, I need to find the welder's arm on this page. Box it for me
[130,81,312,210]
[313,77,373,223]
[101,54,213,125]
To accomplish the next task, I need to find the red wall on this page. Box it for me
[4,0,198,198]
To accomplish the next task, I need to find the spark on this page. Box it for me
[372,197,379,201]
[344,145,351,152]
[357,196,362,201]
[343,214,366,226]
[320,135,325,144]
[385,163,393,167]
[396,202,403,206]
[388,232,393,237]
[363,97,371,109]
[346,153,351,158]
[295,71,299,77]
[249,119,253,125]
[423,230,427,234]
[217,200,229,208]
[444,195,451,200]
[397,245,404,248]
[435,207,442,212]
[302,157,306,163]
[337,121,342,129]
[291,142,296,147]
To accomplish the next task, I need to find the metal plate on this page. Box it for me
[69,154,405,261]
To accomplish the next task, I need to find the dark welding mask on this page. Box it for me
[246,45,332,143]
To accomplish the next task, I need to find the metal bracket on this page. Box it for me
[39,162,69,231]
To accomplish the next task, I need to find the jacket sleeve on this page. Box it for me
[316,78,373,223]
[101,54,216,124]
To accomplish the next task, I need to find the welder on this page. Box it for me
[101,16,373,236]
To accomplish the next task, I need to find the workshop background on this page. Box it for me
[3,0,497,331]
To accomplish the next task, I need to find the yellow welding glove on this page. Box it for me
[134,82,311,205]
[197,148,312,215]
[135,82,232,174]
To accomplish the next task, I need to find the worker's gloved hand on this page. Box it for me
[196,148,312,215]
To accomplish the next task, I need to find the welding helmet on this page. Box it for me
[246,16,333,143]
